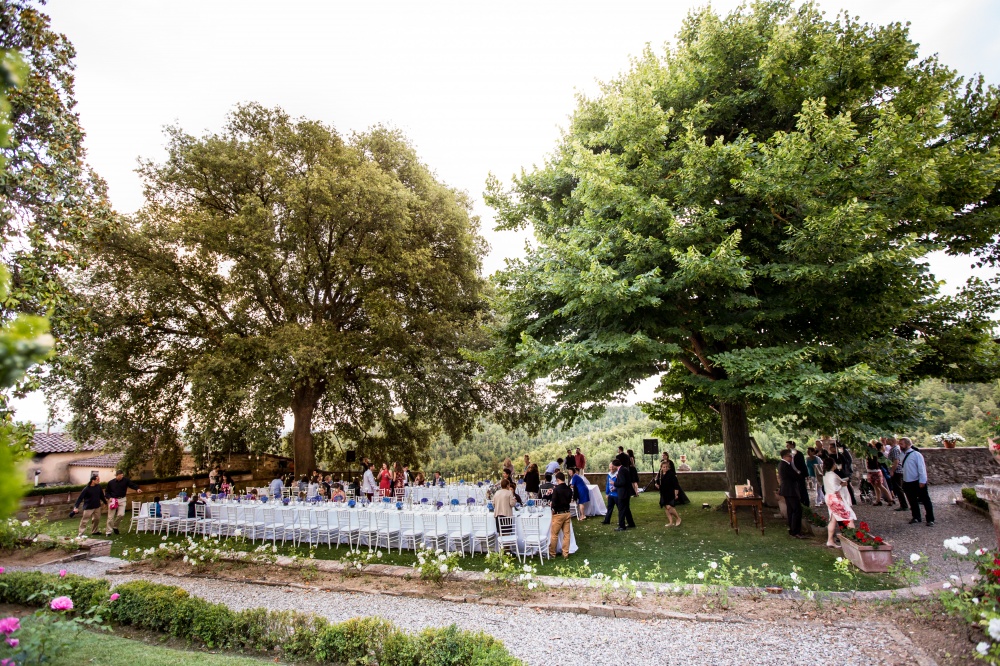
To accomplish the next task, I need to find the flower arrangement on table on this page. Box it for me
[435,501,444,510]
[840,521,886,549]
[450,498,460,507]
[467,497,476,505]
[420,497,429,504]
[526,499,535,507]
[347,499,356,508]
[396,502,403,510]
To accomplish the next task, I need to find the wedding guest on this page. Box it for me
[402,465,412,486]
[361,463,378,501]
[822,458,856,548]
[538,473,555,499]
[567,467,590,520]
[805,447,824,506]
[432,471,444,487]
[523,463,540,497]
[104,469,139,536]
[899,437,934,526]
[378,463,392,496]
[614,453,637,530]
[392,462,405,493]
[492,478,516,531]
[602,461,619,525]
[826,440,856,504]
[307,478,320,499]
[522,454,531,474]
[864,440,895,506]
[413,472,426,486]
[625,450,640,496]
[575,447,587,475]
[564,449,577,471]
[778,450,803,538]
[654,459,681,528]
[548,472,574,559]
[887,437,908,512]
[71,476,107,537]
[330,484,346,502]
[187,492,206,518]
[545,458,563,475]
[785,441,809,508]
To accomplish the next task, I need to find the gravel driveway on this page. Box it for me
[21,560,931,666]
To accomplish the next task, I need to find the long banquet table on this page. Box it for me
[140,499,577,555]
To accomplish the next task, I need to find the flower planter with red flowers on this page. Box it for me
[839,522,893,573]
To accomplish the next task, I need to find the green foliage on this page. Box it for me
[414,545,462,585]
[57,102,537,476]
[482,0,1000,494]
[0,573,524,665]
[0,513,42,548]
[963,487,990,512]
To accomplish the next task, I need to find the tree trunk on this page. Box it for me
[720,401,758,497]
[290,383,323,477]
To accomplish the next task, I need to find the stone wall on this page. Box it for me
[919,446,1000,485]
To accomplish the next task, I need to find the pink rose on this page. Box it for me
[0,567,5,574]
[5,638,17,648]
[58,570,66,578]
[0,617,19,635]
[2,658,15,666]
[50,596,73,611]
[110,593,119,601]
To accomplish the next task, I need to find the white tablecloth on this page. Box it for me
[143,500,576,555]
[404,486,488,504]
[584,484,606,516]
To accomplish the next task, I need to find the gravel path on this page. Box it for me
[18,560,928,666]
[850,482,993,583]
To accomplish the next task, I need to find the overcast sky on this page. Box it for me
[15,0,1000,424]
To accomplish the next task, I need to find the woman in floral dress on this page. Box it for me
[822,458,856,548]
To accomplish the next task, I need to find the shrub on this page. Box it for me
[107,580,190,633]
[963,487,989,511]
[315,616,402,665]
[0,571,110,611]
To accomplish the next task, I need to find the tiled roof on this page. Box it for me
[67,453,125,468]
[32,432,106,454]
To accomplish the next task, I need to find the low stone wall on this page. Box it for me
[920,447,1000,485]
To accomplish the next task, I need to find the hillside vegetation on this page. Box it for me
[423,380,999,477]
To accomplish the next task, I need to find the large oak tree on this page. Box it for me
[484,1,1000,494]
[58,103,535,474]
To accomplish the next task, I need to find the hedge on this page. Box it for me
[962,487,989,511]
[0,572,523,665]
[24,469,253,497]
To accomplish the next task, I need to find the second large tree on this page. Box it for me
[61,103,515,473]
[484,2,1000,493]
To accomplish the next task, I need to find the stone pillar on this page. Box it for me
[975,475,1000,549]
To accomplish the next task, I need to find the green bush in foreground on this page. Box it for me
[0,572,523,665]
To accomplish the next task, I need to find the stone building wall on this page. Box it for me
[919,447,1000,486]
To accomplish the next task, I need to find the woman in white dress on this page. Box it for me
[822,458,856,548]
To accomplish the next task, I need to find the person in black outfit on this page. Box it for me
[104,470,140,535]
[614,454,636,530]
[538,473,555,499]
[826,440,857,504]
[187,493,206,518]
[564,449,576,471]
[523,463,540,497]
[785,441,809,508]
[654,458,682,527]
[548,472,574,559]
[71,476,107,536]
[778,450,804,537]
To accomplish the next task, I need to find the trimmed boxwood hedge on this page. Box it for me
[962,487,989,511]
[0,572,523,665]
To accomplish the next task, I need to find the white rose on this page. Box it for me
[439,564,449,574]
[697,572,705,580]
[989,618,1000,642]
[709,562,718,569]
[978,642,989,655]
[909,554,920,563]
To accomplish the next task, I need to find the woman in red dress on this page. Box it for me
[378,463,392,497]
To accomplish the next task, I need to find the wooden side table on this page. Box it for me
[725,493,765,535]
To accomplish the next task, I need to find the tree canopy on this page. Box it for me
[57,103,536,474]
[483,1,1000,493]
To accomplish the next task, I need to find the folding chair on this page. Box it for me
[375,512,401,551]
[445,514,471,556]
[497,516,521,562]
[314,510,338,548]
[336,509,360,549]
[127,501,142,534]
[422,514,447,552]
[471,514,496,554]
[521,516,548,565]
[399,512,423,554]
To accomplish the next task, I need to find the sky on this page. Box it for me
[13,0,1000,425]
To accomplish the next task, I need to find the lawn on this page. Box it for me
[48,628,279,666]
[42,491,894,591]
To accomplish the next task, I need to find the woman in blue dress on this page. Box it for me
[568,468,590,520]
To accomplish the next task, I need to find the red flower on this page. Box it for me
[855,531,864,539]
[859,522,870,532]
[874,536,884,544]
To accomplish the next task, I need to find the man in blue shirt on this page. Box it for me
[602,461,618,525]
[899,437,934,526]
[269,475,283,499]
[545,458,562,476]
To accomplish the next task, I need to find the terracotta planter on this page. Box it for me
[809,522,828,538]
[943,439,956,449]
[840,537,893,573]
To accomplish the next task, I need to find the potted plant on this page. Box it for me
[803,507,828,538]
[839,521,893,572]
[932,432,965,449]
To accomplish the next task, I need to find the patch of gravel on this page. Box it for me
[850,482,994,583]
[19,560,926,666]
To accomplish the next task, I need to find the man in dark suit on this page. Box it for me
[786,441,809,508]
[614,454,636,530]
[779,450,803,537]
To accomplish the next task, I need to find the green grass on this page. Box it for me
[43,491,894,590]
[48,628,280,666]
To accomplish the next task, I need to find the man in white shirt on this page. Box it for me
[545,459,562,476]
[361,463,378,500]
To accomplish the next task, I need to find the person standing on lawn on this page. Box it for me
[785,441,809,508]
[567,467,589,520]
[899,437,934,526]
[654,459,682,527]
[548,472,574,559]
[602,460,619,525]
[104,470,139,535]
[71,476,107,537]
[778,450,804,538]
[614,453,637,530]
